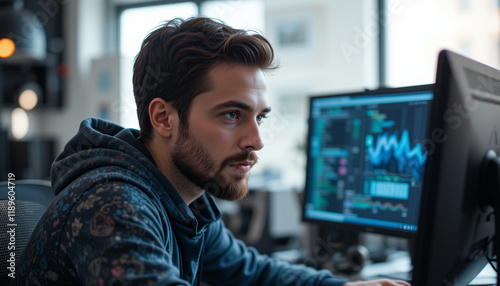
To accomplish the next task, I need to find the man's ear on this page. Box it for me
[149,98,179,138]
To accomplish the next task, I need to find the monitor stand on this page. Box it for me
[315,228,367,274]
[360,237,415,282]
[317,227,415,280]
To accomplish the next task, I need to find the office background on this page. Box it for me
[1,0,499,271]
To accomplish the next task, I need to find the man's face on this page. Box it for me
[171,63,270,201]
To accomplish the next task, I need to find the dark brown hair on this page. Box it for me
[133,17,277,142]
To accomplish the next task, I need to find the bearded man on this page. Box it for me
[16,17,409,286]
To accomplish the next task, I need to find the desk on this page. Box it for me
[347,252,497,285]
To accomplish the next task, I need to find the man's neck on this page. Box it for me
[145,139,204,205]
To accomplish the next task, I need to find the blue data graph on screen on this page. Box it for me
[367,130,427,180]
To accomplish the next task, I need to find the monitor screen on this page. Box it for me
[303,85,433,237]
[412,50,499,285]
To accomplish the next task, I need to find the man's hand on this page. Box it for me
[344,279,411,286]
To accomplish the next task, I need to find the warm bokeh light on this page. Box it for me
[11,108,29,139]
[0,38,15,58]
[19,89,39,110]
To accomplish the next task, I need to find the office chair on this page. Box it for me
[0,179,54,282]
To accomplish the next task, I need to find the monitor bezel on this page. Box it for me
[302,83,435,239]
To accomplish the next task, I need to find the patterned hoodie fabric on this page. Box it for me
[14,118,348,286]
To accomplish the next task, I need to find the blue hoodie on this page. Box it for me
[15,118,349,286]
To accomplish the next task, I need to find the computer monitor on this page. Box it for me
[411,50,499,285]
[302,84,434,243]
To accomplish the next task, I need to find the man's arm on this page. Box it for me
[201,219,349,286]
[201,219,412,286]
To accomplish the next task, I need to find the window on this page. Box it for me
[460,0,470,10]
[119,1,265,60]
[382,0,500,87]
[200,1,265,32]
[119,2,198,59]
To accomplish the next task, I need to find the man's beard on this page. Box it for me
[171,125,258,201]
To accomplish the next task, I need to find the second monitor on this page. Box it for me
[303,84,434,239]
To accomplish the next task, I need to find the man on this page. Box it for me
[16,17,410,286]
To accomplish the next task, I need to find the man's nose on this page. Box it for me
[239,119,264,151]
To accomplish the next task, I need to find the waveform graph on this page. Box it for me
[346,198,409,217]
[366,129,427,180]
[371,201,408,216]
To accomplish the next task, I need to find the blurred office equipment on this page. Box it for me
[0,0,63,181]
[0,0,46,62]
[0,0,65,109]
[8,138,55,180]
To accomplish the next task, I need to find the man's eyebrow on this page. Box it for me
[213,100,272,113]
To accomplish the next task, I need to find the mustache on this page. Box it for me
[221,152,258,168]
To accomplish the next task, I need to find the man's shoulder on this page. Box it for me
[69,178,162,215]
[53,178,171,244]
[51,175,166,231]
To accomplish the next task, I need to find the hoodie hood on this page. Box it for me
[51,117,221,236]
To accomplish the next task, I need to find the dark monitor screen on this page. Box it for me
[303,84,433,238]
[412,50,499,286]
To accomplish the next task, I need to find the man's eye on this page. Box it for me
[257,115,268,124]
[224,112,238,120]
